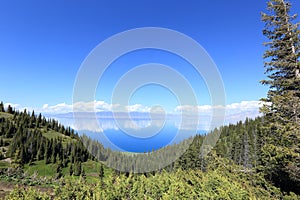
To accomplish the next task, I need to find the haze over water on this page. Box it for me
[52,113,207,152]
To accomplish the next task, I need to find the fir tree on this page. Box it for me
[69,164,73,176]
[260,0,300,193]
[0,101,4,112]
[6,105,13,114]
[55,161,63,179]
[261,0,300,128]
[99,164,104,181]
[74,161,82,176]
[81,167,86,181]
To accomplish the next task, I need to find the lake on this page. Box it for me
[51,112,208,152]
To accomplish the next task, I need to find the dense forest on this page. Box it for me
[0,107,298,199]
[0,102,92,177]
[0,0,299,199]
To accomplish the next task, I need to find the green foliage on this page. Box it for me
[99,164,104,185]
[7,160,298,199]
[0,112,12,119]
[260,0,300,194]
[69,163,73,176]
[2,1,300,199]
[260,143,300,192]
[2,104,297,198]
[24,160,56,177]
[73,161,82,176]
[6,105,13,114]
[55,162,63,179]
[0,106,90,171]
[261,0,300,117]
[0,102,4,113]
[6,186,50,200]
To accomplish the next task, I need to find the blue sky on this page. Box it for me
[1,0,300,112]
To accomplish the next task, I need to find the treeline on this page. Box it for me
[2,0,300,198]
[81,112,299,195]
[0,102,77,137]
[81,134,195,173]
[0,98,298,195]
[80,117,263,173]
[0,102,90,177]
[2,105,299,199]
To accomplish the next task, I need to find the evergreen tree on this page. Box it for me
[260,0,300,193]
[37,144,45,160]
[51,154,57,164]
[99,164,104,181]
[12,149,22,168]
[81,167,86,181]
[36,113,42,128]
[55,161,63,179]
[69,164,73,176]
[6,105,13,114]
[0,101,4,112]
[74,161,82,176]
[30,110,36,128]
[44,140,52,164]
[261,0,300,128]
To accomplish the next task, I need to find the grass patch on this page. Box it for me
[24,159,110,177]
[83,160,112,176]
[0,160,10,169]
[43,130,77,144]
[0,112,13,119]
[43,130,69,140]
[24,160,56,177]
[21,159,113,184]
[82,160,101,174]
[82,160,114,183]
[82,160,102,183]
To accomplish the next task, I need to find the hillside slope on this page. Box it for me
[0,103,299,199]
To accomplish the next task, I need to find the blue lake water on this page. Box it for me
[82,122,206,152]
[51,114,207,153]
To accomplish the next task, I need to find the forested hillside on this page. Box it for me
[0,106,298,199]
[0,0,299,199]
[0,102,93,178]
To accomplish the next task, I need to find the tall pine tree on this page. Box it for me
[0,102,4,112]
[261,0,300,129]
[260,0,300,193]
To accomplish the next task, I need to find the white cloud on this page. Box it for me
[5,100,263,116]
[125,104,151,113]
[174,101,264,129]
[3,100,265,132]
[225,101,262,113]
[4,103,22,111]
[73,101,114,112]
[175,101,262,115]
[40,103,72,113]
[175,105,214,116]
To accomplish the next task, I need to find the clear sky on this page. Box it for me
[1,0,300,112]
